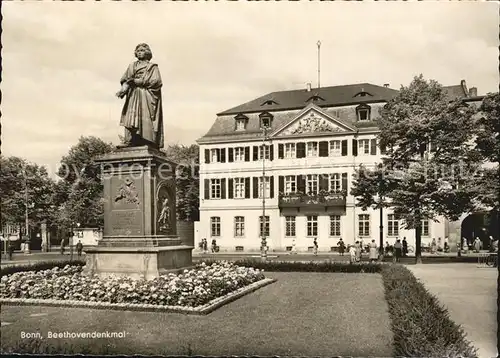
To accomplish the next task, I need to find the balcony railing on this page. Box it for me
[279,191,347,208]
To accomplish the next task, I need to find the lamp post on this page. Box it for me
[377,163,384,258]
[23,169,31,254]
[261,125,269,261]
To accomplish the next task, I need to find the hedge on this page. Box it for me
[0,260,85,277]
[381,265,478,357]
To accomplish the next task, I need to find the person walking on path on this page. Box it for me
[313,238,318,256]
[430,238,437,254]
[203,238,208,254]
[337,238,345,256]
[211,239,217,253]
[76,240,83,257]
[473,237,482,253]
[402,237,408,257]
[369,239,378,263]
[7,239,14,260]
[393,239,402,263]
[349,244,356,264]
[291,238,297,254]
[60,238,65,255]
[462,237,469,254]
[355,241,362,262]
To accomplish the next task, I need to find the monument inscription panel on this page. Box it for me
[110,210,143,236]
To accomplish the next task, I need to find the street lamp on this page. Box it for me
[377,163,385,258]
[261,124,270,261]
[23,168,31,254]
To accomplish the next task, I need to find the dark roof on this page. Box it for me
[217,83,399,115]
[443,85,468,99]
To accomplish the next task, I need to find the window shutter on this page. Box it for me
[220,148,226,163]
[297,175,306,193]
[221,178,226,199]
[244,147,250,161]
[269,145,274,161]
[319,141,329,157]
[215,148,221,162]
[270,176,274,198]
[278,144,284,159]
[297,142,306,158]
[205,149,210,164]
[228,148,234,162]
[253,177,259,198]
[341,140,348,156]
[370,139,377,155]
[204,179,210,199]
[319,174,329,191]
[352,140,358,156]
[278,176,284,194]
[228,178,234,199]
[342,173,348,194]
[244,177,251,198]
[253,146,259,161]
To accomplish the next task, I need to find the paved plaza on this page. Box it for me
[408,263,498,358]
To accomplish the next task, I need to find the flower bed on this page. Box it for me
[0,261,266,308]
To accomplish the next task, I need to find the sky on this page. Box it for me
[2,1,498,177]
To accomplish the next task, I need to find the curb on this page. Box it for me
[0,278,277,315]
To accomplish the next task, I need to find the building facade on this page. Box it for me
[196,81,482,252]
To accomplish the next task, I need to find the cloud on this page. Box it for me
[1,1,498,173]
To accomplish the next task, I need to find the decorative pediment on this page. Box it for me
[280,111,345,136]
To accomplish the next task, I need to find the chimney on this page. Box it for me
[306,83,312,92]
[383,83,390,88]
[469,87,478,97]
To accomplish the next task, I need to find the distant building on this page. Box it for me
[196,80,483,252]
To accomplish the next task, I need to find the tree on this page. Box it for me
[0,156,57,232]
[162,144,200,221]
[54,136,114,228]
[376,75,480,263]
[351,164,398,255]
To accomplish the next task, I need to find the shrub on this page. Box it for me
[201,259,384,273]
[381,265,478,357]
[0,260,85,277]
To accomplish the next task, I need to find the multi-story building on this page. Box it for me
[196,80,483,252]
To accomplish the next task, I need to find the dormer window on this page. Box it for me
[261,99,279,106]
[356,104,371,121]
[259,112,273,130]
[234,113,248,131]
[354,91,373,98]
[306,95,325,103]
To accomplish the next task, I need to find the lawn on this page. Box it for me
[1,272,393,356]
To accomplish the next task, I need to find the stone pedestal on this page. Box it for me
[84,145,193,279]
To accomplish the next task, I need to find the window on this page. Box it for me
[210,149,219,163]
[259,177,271,198]
[387,214,399,237]
[307,216,318,237]
[422,220,429,237]
[357,109,370,121]
[284,175,296,194]
[306,174,319,195]
[210,179,221,199]
[234,178,245,199]
[235,119,246,131]
[329,140,342,156]
[234,147,245,162]
[307,142,318,157]
[358,214,370,237]
[210,217,221,237]
[260,117,271,129]
[329,173,341,193]
[234,216,245,237]
[284,143,296,158]
[358,139,370,155]
[259,145,270,160]
[285,216,296,237]
[330,215,341,236]
[259,216,270,237]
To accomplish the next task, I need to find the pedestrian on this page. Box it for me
[488,236,494,252]
[443,241,450,253]
[313,238,318,256]
[349,244,356,264]
[76,240,83,257]
[203,238,208,254]
[473,237,481,253]
[369,239,378,263]
[437,237,442,252]
[337,238,345,256]
[291,238,297,254]
[355,241,362,262]
[393,239,402,263]
[462,237,469,254]
[60,238,65,255]
[431,238,437,254]
[7,239,14,260]
[211,238,217,253]
[402,237,408,257]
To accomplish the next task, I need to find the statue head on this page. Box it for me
[135,43,153,61]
